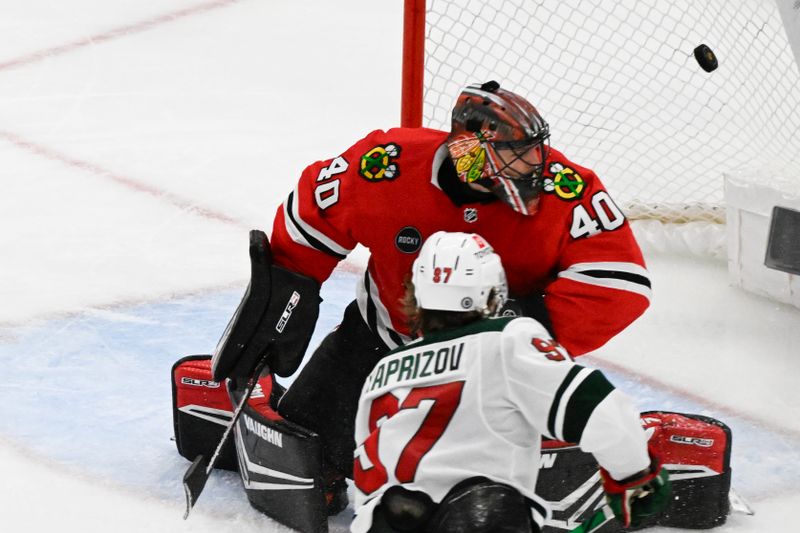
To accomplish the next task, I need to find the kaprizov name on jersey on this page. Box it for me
[365,341,465,392]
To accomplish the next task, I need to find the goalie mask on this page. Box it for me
[447,80,550,216]
[412,231,507,315]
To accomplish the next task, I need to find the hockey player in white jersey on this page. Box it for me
[351,231,670,533]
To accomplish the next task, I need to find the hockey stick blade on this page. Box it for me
[181,352,271,519]
[183,455,210,519]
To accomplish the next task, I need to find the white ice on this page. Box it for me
[1,1,798,531]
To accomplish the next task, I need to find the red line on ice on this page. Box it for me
[0,130,249,229]
[0,0,243,72]
[0,0,373,336]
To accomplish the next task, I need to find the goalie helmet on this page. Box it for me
[447,80,550,216]
[412,231,507,315]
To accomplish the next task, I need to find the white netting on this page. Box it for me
[423,0,800,224]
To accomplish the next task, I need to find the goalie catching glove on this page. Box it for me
[600,447,671,529]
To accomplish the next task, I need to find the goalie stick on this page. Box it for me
[182,352,271,519]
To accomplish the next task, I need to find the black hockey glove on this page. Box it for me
[600,447,671,529]
[212,230,320,382]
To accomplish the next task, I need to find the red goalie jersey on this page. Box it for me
[271,127,650,356]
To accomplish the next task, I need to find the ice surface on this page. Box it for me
[1,1,798,531]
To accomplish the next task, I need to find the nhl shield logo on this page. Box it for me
[464,208,478,223]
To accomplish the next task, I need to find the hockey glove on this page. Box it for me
[212,230,320,381]
[600,448,671,529]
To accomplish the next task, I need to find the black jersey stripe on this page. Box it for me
[578,269,652,289]
[362,271,402,349]
[547,365,582,439]
[363,270,379,335]
[387,326,404,346]
[561,370,615,443]
[285,191,347,260]
[528,497,549,529]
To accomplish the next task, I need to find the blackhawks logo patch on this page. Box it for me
[543,162,585,200]
[449,131,492,183]
[455,143,487,183]
[360,143,401,181]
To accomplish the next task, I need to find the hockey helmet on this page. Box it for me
[412,231,507,315]
[447,81,550,216]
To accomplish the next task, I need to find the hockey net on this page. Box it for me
[405,0,800,256]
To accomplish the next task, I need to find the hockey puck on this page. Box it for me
[694,44,718,72]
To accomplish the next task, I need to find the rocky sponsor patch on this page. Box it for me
[395,226,422,253]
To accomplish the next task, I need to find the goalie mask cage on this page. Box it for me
[401,0,800,230]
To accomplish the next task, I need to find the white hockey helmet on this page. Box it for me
[412,231,508,315]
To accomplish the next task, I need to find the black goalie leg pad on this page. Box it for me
[643,411,732,529]
[536,411,732,532]
[212,229,321,382]
[228,381,328,533]
[171,355,238,471]
[172,354,283,471]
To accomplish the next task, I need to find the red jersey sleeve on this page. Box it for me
[270,133,379,283]
[542,154,651,356]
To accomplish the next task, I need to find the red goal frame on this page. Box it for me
[401,0,426,128]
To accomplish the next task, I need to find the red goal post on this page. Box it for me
[401,0,426,128]
[401,0,800,226]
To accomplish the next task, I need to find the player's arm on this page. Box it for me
[496,318,636,449]
[270,141,369,283]
[498,318,669,528]
[583,393,671,529]
[544,166,651,355]
[211,230,321,380]
[214,135,375,380]
[499,318,650,476]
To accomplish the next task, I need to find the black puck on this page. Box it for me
[694,44,718,72]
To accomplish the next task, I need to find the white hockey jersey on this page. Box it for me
[351,316,650,533]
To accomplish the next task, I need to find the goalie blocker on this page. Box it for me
[172,356,733,532]
[211,229,321,382]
